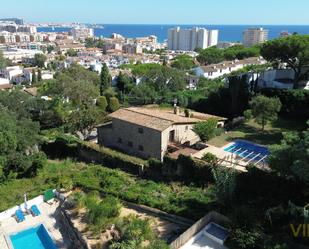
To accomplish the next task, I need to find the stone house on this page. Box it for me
[97,106,227,161]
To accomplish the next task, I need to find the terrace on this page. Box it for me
[193,144,250,172]
[168,139,268,172]
[0,201,68,249]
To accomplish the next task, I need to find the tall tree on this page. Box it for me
[171,54,195,70]
[227,74,249,117]
[211,166,237,206]
[66,48,77,57]
[34,53,47,68]
[197,47,224,65]
[67,106,99,139]
[249,95,282,131]
[269,121,309,184]
[0,107,44,178]
[37,69,42,82]
[261,35,309,88]
[0,49,7,69]
[32,69,37,84]
[193,118,218,142]
[117,72,133,94]
[100,63,111,96]
[47,45,54,54]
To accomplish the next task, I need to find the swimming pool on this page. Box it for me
[10,224,58,249]
[224,140,269,163]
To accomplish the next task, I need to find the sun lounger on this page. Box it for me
[30,205,41,216]
[44,189,55,205]
[15,209,25,222]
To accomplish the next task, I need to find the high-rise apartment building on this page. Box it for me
[0,24,37,34]
[0,18,24,25]
[242,28,268,47]
[168,27,218,51]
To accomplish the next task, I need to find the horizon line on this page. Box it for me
[24,21,309,26]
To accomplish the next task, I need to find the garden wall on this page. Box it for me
[42,138,144,175]
[42,137,214,183]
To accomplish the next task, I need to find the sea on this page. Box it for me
[38,24,309,43]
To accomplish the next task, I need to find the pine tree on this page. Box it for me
[162,58,167,66]
[100,63,111,96]
[37,69,42,82]
[0,50,7,69]
[31,69,37,84]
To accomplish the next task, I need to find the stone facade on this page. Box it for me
[97,107,227,161]
[98,120,200,161]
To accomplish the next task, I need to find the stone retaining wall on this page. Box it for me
[58,203,90,249]
[124,201,194,228]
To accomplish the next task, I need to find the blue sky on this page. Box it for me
[1,0,309,25]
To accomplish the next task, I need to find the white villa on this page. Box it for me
[194,57,265,79]
[258,68,309,90]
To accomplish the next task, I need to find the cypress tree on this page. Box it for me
[37,69,42,82]
[100,63,111,96]
[32,69,37,84]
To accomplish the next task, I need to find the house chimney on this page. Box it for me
[174,105,180,115]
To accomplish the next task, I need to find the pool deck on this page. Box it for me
[0,202,67,249]
[193,143,248,172]
[193,141,270,172]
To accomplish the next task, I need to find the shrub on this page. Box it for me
[80,142,145,174]
[72,190,86,210]
[193,118,218,141]
[212,166,237,206]
[147,158,163,176]
[112,215,158,247]
[110,240,139,249]
[86,195,122,234]
[184,109,190,117]
[43,135,146,175]
[58,176,73,192]
[243,109,252,121]
[202,153,217,165]
[146,240,170,249]
[176,155,214,185]
[120,215,153,242]
[231,228,263,249]
[214,127,224,136]
[108,97,120,112]
[178,95,188,107]
[97,96,108,111]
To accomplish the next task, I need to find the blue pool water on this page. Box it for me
[224,140,269,162]
[10,224,58,249]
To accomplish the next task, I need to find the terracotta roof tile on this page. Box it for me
[109,107,227,131]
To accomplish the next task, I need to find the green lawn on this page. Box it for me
[208,118,306,147]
